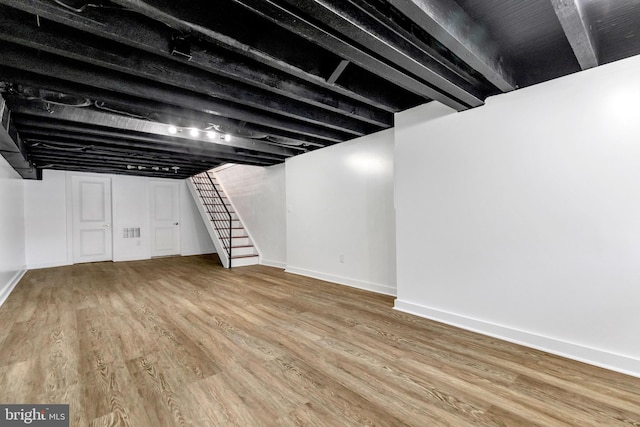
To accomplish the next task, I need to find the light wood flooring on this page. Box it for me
[1,255,639,426]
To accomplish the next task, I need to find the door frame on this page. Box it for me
[148,179,182,257]
[67,172,114,264]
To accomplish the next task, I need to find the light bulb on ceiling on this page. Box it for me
[168,125,178,134]
[189,128,199,137]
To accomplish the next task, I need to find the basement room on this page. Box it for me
[1,0,640,425]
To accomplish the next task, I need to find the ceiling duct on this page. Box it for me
[266,136,306,146]
[3,84,91,107]
[38,89,92,107]
[0,94,39,179]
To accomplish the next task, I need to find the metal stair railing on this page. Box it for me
[191,171,233,268]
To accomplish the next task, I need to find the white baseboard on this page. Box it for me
[180,250,216,257]
[27,261,72,270]
[0,267,27,308]
[114,255,151,262]
[285,266,396,296]
[394,299,640,378]
[261,259,286,269]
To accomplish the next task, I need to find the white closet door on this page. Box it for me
[72,175,113,264]
[149,181,181,257]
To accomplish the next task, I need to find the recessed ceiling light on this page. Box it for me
[223,134,231,141]
[189,128,199,137]
[207,131,216,139]
[168,125,178,134]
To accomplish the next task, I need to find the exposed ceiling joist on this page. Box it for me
[0,43,356,142]
[18,127,285,165]
[11,104,298,158]
[0,68,331,148]
[0,0,411,113]
[274,0,489,108]
[550,0,599,70]
[109,0,469,110]
[226,0,471,110]
[0,6,392,127]
[327,60,350,85]
[0,8,390,131]
[1,0,638,180]
[387,0,517,92]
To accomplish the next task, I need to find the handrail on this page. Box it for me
[205,172,232,268]
[192,172,233,268]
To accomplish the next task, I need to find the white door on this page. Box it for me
[149,181,181,257]
[72,175,113,264]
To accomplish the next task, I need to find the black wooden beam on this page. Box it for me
[0,0,408,113]
[28,144,216,168]
[106,0,466,110]
[35,163,197,179]
[119,0,467,109]
[0,43,358,142]
[0,8,390,131]
[12,120,292,169]
[550,0,599,70]
[28,141,273,167]
[272,0,487,108]
[7,101,299,160]
[14,115,289,161]
[29,154,205,174]
[0,69,332,147]
[18,126,286,164]
[387,0,517,92]
[327,60,350,85]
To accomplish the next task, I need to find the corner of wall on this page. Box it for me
[0,267,26,308]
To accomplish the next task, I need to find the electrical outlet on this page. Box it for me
[339,254,344,263]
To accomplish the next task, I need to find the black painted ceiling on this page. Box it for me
[0,0,638,179]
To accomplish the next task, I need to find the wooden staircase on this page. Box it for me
[188,171,259,268]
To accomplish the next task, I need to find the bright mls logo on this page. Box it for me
[0,405,69,426]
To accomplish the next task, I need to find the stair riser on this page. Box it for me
[232,237,251,246]
[218,238,251,247]
[231,256,260,267]
[232,229,247,237]
[231,246,257,257]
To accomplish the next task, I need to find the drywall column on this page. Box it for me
[286,129,396,295]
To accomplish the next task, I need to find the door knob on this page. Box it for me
[104,224,111,227]
[174,222,179,225]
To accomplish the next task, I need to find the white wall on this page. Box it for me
[395,54,640,377]
[286,129,396,295]
[0,155,26,306]
[24,170,69,268]
[215,164,286,267]
[180,179,216,256]
[24,171,213,268]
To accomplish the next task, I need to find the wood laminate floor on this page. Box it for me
[1,255,639,426]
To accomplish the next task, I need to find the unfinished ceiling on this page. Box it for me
[0,0,638,179]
